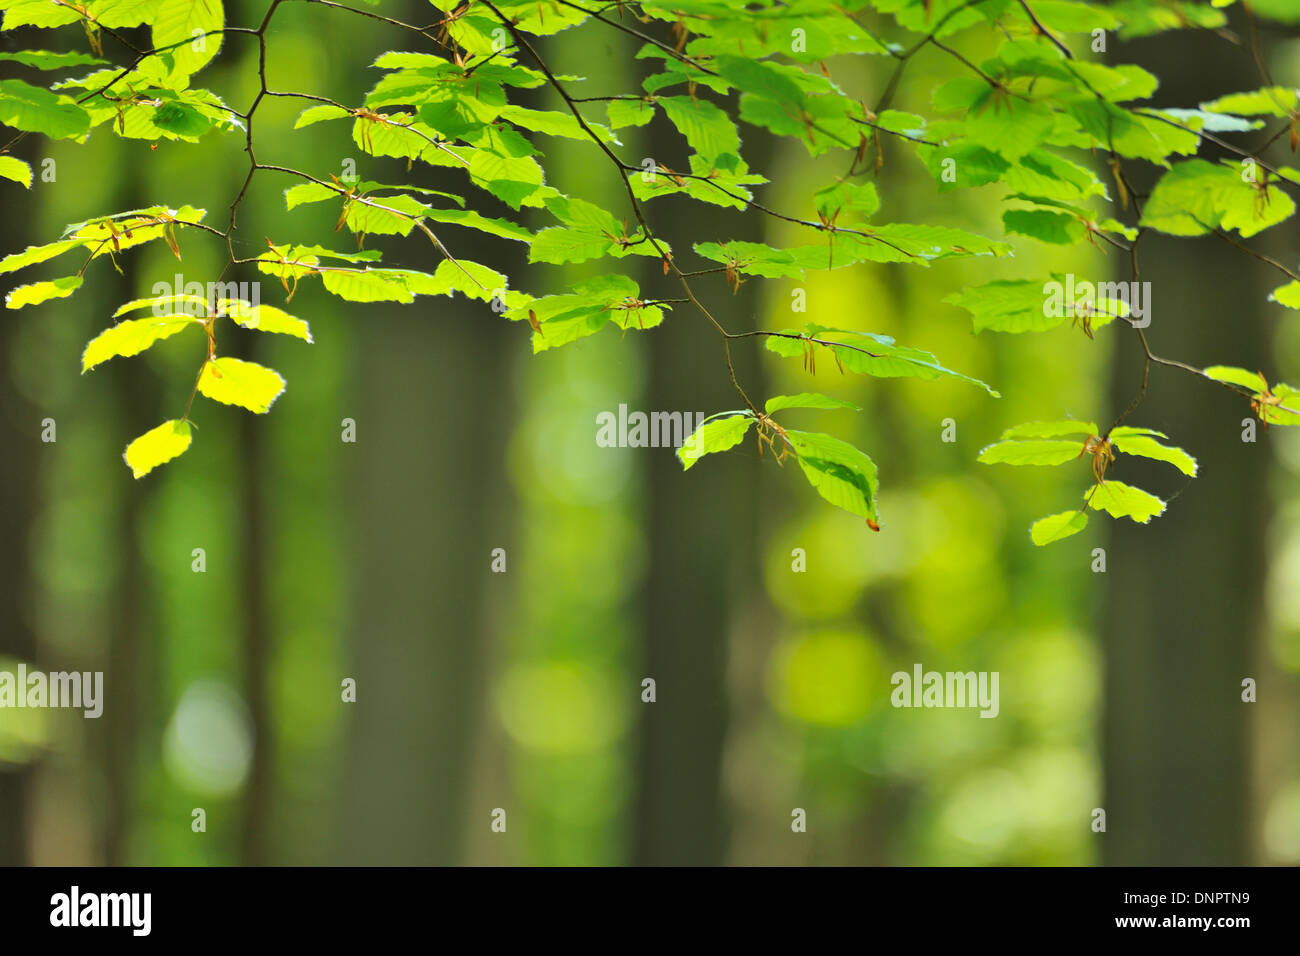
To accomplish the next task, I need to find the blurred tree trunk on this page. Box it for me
[236,364,272,864]
[1103,20,1275,864]
[80,152,153,865]
[336,299,513,864]
[632,135,770,866]
[228,0,274,868]
[320,0,510,866]
[0,186,37,866]
[102,351,155,866]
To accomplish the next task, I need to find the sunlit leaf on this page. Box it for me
[197,357,286,413]
[123,419,192,478]
[1030,510,1089,546]
[678,414,754,470]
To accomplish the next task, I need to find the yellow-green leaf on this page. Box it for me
[152,0,224,80]
[1087,480,1165,523]
[123,419,192,478]
[197,357,285,413]
[1269,281,1300,310]
[1203,365,1268,391]
[82,315,201,371]
[220,300,312,342]
[5,275,81,309]
[0,156,32,188]
[1109,430,1198,476]
[1030,510,1089,545]
[679,414,753,470]
[978,438,1085,466]
[113,293,212,317]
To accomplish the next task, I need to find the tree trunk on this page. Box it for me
[1102,19,1276,864]
[336,298,513,864]
[632,139,770,867]
[0,186,38,866]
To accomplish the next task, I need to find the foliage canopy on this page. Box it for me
[3,0,1300,542]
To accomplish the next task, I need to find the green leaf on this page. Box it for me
[466,146,546,209]
[678,414,753,470]
[765,393,861,414]
[713,56,804,104]
[1263,384,1300,426]
[964,97,1056,161]
[1111,0,1228,36]
[344,193,429,237]
[542,194,621,233]
[0,156,31,188]
[123,419,192,478]
[607,98,655,129]
[660,95,741,164]
[92,0,167,29]
[693,240,805,279]
[82,315,201,371]
[318,258,503,304]
[152,0,224,79]
[867,223,1011,260]
[1001,150,1109,201]
[420,206,532,242]
[197,357,286,413]
[508,274,649,352]
[1249,0,1300,24]
[1201,87,1299,118]
[1000,420,1098,439]
[786,429,880,524]
[0,0,85,28]
[1203,365,1268,390]
[113,293,211,317]
[284,182,339,210]
[393,259,501,302]
[529,196,659,265]
[1067,62,1159,102]
[151,101,211,138]
[1024,1,1119,31]
[1003,208,1085,245]
[945,279,1061,333]
[498,104,617,144]
[321,269,416,303]
[5,275,81,309]
[0,238,87,275]
[764,326,1000,395]
[1157,107,1260,133]
[0,79,91,139]
[1269,281,1300,309]
[933,77,989,113]
[875,110,925,135]
[529,227,622,265]
[0,49,107,69]
[294,104,352,129]
[1030,510,1089,546]
[978,438,1086,466]
[1087,480,1165,523]
[220,301,313,342]
[1109,430,1197,476]
[2,206,206,276]
[922,141,1010,191]
[1141,159,1295,238]
[813,181,880,223]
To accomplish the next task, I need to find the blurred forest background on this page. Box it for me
[2,1,1299,866]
